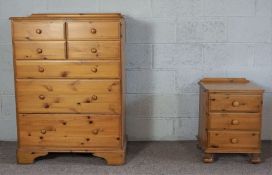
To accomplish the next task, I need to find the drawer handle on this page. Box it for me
[36,48,43,54]
[92,95,98,101]
[90,28,97,34]
[40,129,46,134]
[231,138,239,144]
[36,28,42,34]
[38,66,45,72]
[92,129,99,135]
[39,95,45,100]
[232,101,240,107]
[231,119,240,125]
[91,48,97,53]
[91,67,97,73]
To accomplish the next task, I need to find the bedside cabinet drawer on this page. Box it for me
[68,41,120,60]
[208,131,260,149]
[209,94,262,112]
[13,21,65,40]
[16,60,120,79]
[18,114,121,148]
[14,41,66,60]
[67,21,120,40]
[209,113,261,130]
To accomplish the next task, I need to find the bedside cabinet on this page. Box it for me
[198,78,264,163]
[10,13,126,165]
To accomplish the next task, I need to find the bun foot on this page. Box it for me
[249,153,261,164]
[203,153,214,163]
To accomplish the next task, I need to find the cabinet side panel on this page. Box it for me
[198,87,208,149]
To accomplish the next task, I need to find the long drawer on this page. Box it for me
[208,131,260,149]
[16,60,120,79]
[18,114,121,148]
[17,94,120,114]
[209,94,262,113]
[14,41,66,60]
[13,21,65,40]
[16,79,121,95]
[209,113,261,130]
[67,21,120,40]
[68,41,120,60]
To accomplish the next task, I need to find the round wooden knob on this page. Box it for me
[231,138,239,144]
[92,95,98,100]
[36,48,43,54]
[92,129,99,135]
[90,28,97,34]
[91,67,97,73]
[36,29,42,34]
[40,129,46,134]
[38,66,45,72]
[232,101,240,107]
[39,95,45,100]
[91,48,97,53]
[231,119,239,125]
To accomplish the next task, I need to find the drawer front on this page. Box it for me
[14,41,66,60]
[16,60,120,79]
[208,131,260,149]
[18,114,121,148]
[68,41,120,60]
[16,79,121,95]
[13,21,65,40]
[67,21,120,40]
[209,113,261,130]
[209,94,262,112]
[17,94,121,114]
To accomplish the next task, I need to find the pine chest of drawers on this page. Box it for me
[198,78,264,163]
[10,13,126,165]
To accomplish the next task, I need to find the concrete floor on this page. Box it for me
[0,141,271,175]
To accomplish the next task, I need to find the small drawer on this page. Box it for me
[18,114,121,148]
[13,21,65,40]
[16,60,120,79]
[209,113,261,130]
[14,41,66,60]
[68,41,120,60]
[67,21,120,40]
[209,94,262,112]
[208,131,260,149]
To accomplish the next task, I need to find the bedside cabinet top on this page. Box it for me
[199,78,264,93]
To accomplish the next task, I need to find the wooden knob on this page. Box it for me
[39,95,45,100]
[91,67,97,73]
[231,138,239,144]
[232,101,240,107]
[36,48,43,54]
[41,129,46,134]
[91,48,97,53]
[90,28,97,34]
[92,129,99,135]
[231,119,239,125]
[92,95,98,101]
[36,29,42,34]
[38,66,45,72]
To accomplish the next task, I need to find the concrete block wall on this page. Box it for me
[0,0,272,141]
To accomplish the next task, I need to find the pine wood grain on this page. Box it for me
[68,41,120,59]
[13,21,65,40]
[16,60,120,79]
[14,41,66,60]
[67,21,120,40]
